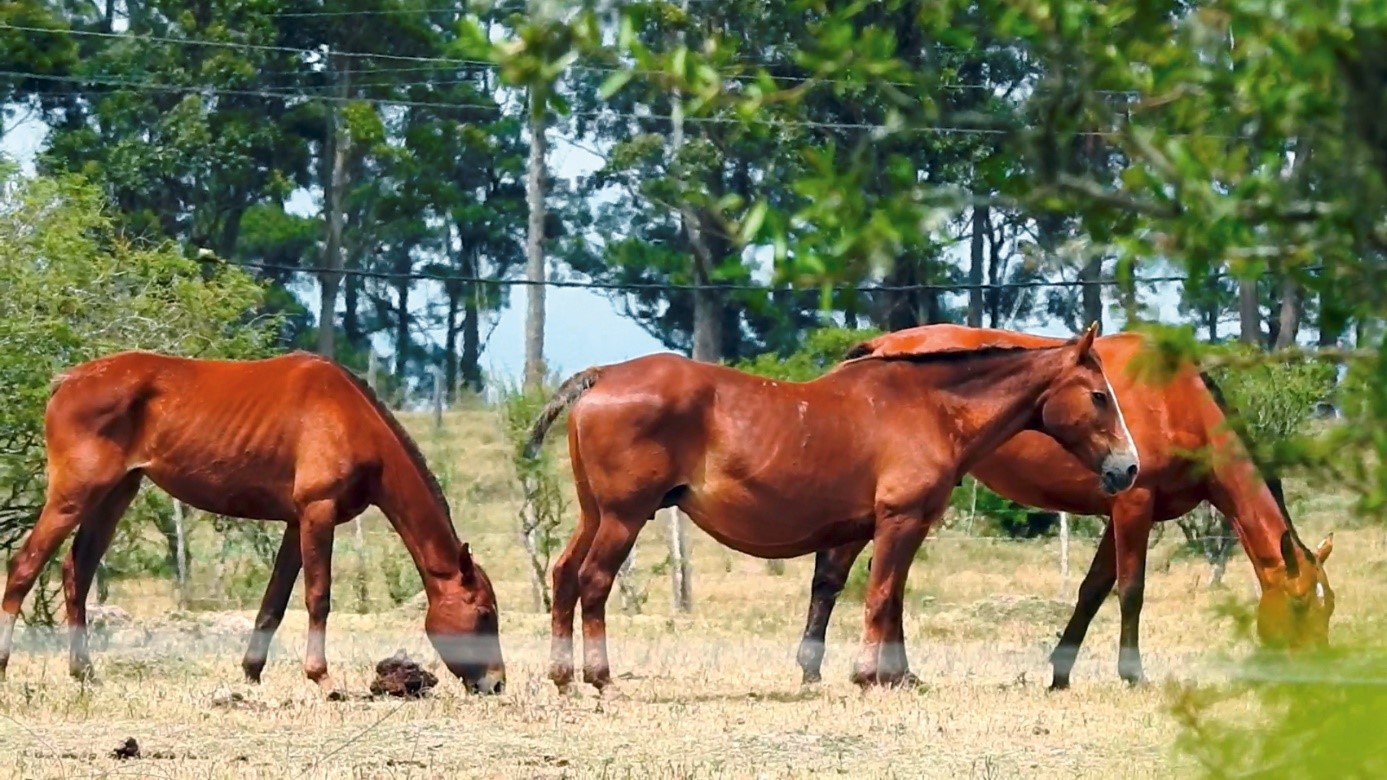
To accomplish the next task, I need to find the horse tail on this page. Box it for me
[522,367,606,460]
[48,371,70,398]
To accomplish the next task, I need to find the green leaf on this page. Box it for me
[598,69,634,100]
[740,200,769,244]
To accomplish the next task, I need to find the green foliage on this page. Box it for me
[497,378,571,610]
[1204,342,1338,447]
[949,477,1066,539]
[1170,604,1387,778]
[733,326,882,381]
[0,166,274,620]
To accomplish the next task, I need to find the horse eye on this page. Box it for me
[1090,390,1109,410]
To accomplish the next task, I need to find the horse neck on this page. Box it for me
[372,440,464,599]
[1200,404,1293,576]
[890,348,1069,472]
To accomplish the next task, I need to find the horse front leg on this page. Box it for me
[797,540,868,685]
[242,524,302,684]
[1112,490,1155,685]
[851,496,933,688]
[296,501,339,698]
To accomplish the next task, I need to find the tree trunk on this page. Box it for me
[691,289,723,363]
[317,55,349,358]
[968,206,987,327]
[523,89,548,391]
[1319,286,1344,347]
[1238,277,1261,345]
[343,271,362,348]
[444,288,460,404]
[1081,255,1103,332]
[987,216,1005,327]
[1206,299,1219,342]
[394,264,410,381]
[1275,274,1301,349]
[462,284,481,393]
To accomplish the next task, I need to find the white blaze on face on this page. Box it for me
[1316,581,1326,601]
[1104,372,1139,471]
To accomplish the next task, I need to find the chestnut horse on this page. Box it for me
[524,326,1139,692]
[0,351,506,695]
[795,325,1335,690]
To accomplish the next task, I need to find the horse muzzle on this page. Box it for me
[1099,456,1139,494]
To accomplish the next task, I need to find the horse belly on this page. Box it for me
[143,463,297,522]
[677,481,871,558]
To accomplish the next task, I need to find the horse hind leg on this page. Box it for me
[62,471,143,681]
[0,450,130,680]
[549,505,599,691]
[578,510,647,695]
[798,540,868,685]
[242,524,302,684]
[1050,520,1117,690]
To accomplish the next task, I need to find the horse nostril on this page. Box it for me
[1126,463,1138,478]
[494,679,505,695]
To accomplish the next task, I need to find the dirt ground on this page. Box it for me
[0,410,1373,779]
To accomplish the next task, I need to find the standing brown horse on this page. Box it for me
[524,326,1139,692]
[794,325,1336,690]
[0,351,506,696]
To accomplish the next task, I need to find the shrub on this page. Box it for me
[0,165,276,622]
[1169,602,1387,778]
[734,326,883,381]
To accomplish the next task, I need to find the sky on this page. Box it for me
[2,108,1191,388]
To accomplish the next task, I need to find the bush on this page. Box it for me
[734,325,883,381]
[1170,603,1387,778]
[1202,341,1338,453]
[0,164,276,621]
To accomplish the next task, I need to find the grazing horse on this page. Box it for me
[794,325,1336,690]
[524,325,1139,692]
[0,351,506,696]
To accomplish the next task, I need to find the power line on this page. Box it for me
[5,70,1145,140]
[0,70,1050,136]
[2,23,1138,98]
[217,257,1224,292]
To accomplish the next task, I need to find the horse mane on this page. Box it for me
[1198,370,1311,557]
[843,342,1058,367]
[331,357,454,525]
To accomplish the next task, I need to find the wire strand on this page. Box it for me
[218,256,1298,292]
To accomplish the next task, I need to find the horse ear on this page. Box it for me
[459,542,476,582]
[1280,531,1301,579]
[1316,533,1334,564]
[1070,321,1098,362]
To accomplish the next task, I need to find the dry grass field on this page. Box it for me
[0,407,1377,779]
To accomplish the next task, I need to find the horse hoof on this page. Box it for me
[899,671,925,690]
[800,672,822,687]
[549,664,575,690]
